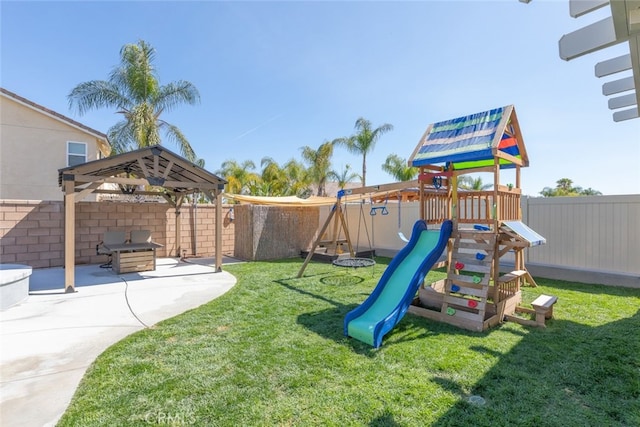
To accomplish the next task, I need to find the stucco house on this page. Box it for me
[0,87,111,201]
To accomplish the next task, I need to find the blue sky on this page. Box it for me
[2,0,638,196]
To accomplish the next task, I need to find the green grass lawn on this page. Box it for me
[58,258,640,426]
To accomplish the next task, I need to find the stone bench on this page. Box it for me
[0,264,33,310]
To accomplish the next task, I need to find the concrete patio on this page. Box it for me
[0,257,240,427]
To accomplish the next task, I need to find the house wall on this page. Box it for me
[0,200,234,268]
[0,96,104,201]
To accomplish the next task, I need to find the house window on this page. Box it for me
[67,142,87,166]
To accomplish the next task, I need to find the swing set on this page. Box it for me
[296,180,420,278]
[331,200,376,269]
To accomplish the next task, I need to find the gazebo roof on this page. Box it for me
[408,105,529,171]
[58,145,227,197]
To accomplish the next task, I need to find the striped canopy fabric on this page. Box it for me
[409,105,528,170]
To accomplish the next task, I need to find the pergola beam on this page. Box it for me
[70,173,224,190]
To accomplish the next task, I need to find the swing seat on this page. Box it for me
[370,206,389,216]
[332,257,376,268]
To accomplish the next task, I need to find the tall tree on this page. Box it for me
[381,154,418,182]
[259,157,287,196]
[216,160,258,194]
[335,118,393,187]
[68,40,200,161]
[300,141,334,196]
[282,159,312,197]
[580,187,603,196]
[540,178,602,197]
[328,164,361,189]
[555,178,575,193]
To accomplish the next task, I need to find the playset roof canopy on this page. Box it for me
[408,105,529,171]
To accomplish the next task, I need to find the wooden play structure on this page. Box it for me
[298,105,555,331]
[404,105,556,331]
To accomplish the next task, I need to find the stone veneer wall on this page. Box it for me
[0,200,234,268]
[233,204,319,261]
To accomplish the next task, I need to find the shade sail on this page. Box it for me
[223,194,337,206]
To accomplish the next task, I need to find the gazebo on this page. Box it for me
[58,146,227,293]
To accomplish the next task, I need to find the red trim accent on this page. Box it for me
[498,137,517,149]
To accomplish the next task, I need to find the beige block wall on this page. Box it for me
[0,97,104,201]
[0,200,234,268]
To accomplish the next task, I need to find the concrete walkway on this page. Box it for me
[0,257,239,427]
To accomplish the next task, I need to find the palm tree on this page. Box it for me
[458,176,493,191]
[381,154,418,182]
[246,179,273,196]
[300,141,334,196]
[335,118,393,187]
[540,178,601,197]
[556,178,575,193]
[328,164,361,190]
[216,159,258,194]
[282,159,312,197]
[581,188,602,196]
[68,40,200,161]
[259,157,286,196]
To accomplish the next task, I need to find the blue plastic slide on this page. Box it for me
[344,219,453,348]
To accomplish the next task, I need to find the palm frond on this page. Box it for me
[160,121,196,161]
[107,121,137,155]
[111,40,159,103]
[156,81,200,112]
[68,81,129,115]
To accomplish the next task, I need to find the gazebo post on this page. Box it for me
[215,189,223,272]
[175,194,184,257]
[63,176,76,293]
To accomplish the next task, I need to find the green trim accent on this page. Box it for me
[453,155,521,171]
